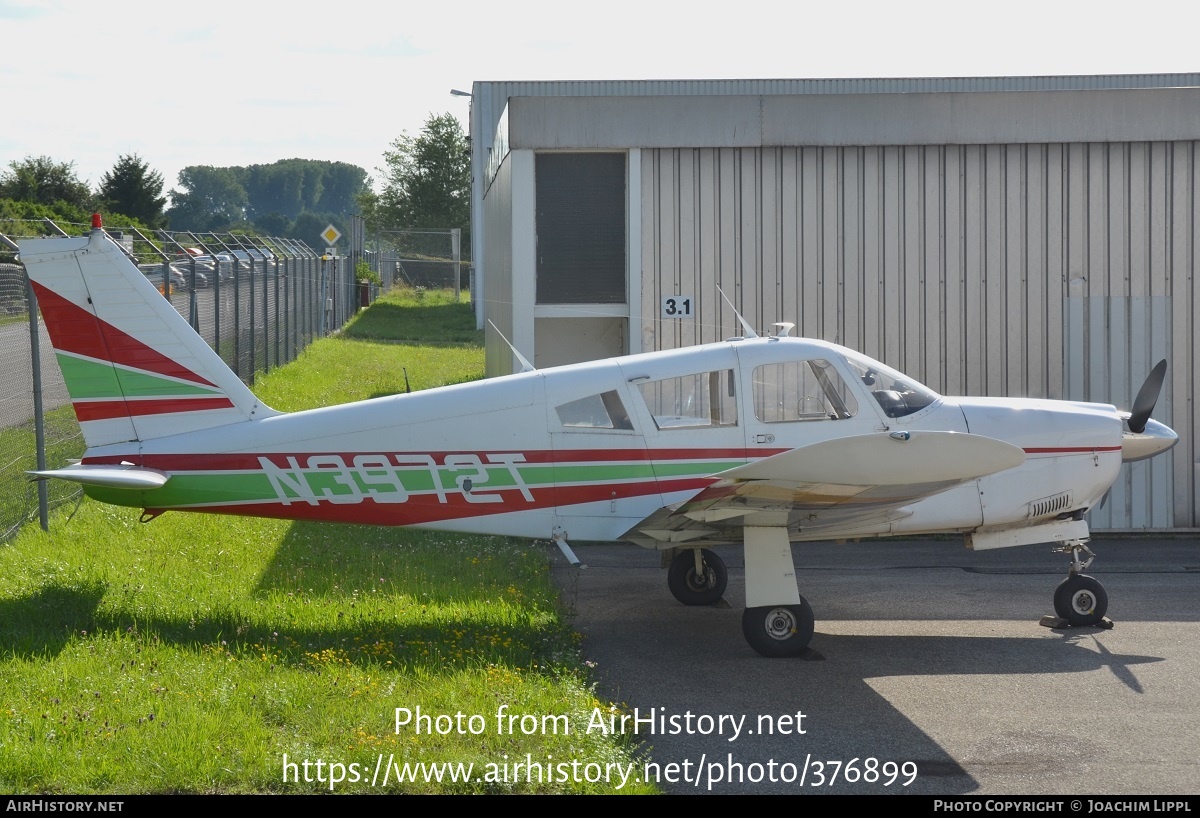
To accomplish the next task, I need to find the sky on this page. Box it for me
[1,0,1196,202]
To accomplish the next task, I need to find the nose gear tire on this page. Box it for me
[1053,574,1108,627]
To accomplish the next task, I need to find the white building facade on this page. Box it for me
[467,76,1200,530]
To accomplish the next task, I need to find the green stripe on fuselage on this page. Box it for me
[80,458,741,510]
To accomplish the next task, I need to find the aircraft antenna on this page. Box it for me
[717,286,759,339]
[488,320,536,373]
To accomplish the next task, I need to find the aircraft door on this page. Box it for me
[735,347,875,455]
[546,363,660,542]
[618,348,747,511]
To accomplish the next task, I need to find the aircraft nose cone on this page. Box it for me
[1122,417,1179,462]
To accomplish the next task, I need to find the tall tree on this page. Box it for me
[166,166,248,232]
[244,159,369,223]
[361,113,470,248]
[312,161,370,216]
[0,155,93,210]
[98,154,167,227]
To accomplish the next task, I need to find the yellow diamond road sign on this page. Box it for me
[320,224,342,245]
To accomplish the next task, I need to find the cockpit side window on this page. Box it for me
[636,370,738,430]
[842,355,940,418]
[752,359,858,423]
[555,390,635,430]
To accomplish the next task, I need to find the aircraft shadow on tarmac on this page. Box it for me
[560,543,1172,795]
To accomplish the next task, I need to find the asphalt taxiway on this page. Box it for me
[554,536,1200,795]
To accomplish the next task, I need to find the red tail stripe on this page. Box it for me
[31,282,216,388]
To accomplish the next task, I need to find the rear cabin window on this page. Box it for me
[752,359,858,422]
[555,390,634,430]
[636,370,738,430]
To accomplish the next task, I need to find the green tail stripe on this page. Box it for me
[57,353,221,400]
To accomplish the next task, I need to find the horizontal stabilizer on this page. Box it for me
[28,464,170,490]
[716,431,1024,486]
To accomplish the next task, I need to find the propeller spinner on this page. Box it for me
[1121,359,1178,462]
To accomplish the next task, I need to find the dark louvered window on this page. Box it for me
[535,153,626,304]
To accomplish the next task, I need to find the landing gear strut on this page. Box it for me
[1051,539,1109,627]
[741,526,813,657]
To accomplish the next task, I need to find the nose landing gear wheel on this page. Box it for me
[1053,574,1108,627]
[667,549,728,605]
[742,597,815,657]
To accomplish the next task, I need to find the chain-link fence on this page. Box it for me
[371,228,468,300]
[0,218,370,541]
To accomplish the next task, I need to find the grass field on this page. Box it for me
[0,288,654,794]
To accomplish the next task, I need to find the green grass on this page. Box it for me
[0,289,654,794]
[342,287,481,345]
[0,405,85,541]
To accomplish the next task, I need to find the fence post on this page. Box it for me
[233,259,242,379]
[248,259,256,382]
[273,252,280,369]
[262,254,270,373]
[452,227,461,302]
[319,256,327,337]
[26,276,48,531]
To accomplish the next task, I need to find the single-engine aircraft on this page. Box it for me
[19,222,1179,657]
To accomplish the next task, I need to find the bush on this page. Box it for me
[355,259,381,286]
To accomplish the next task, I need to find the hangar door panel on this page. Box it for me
[535,153,626,304]
[1065,296,1174,529]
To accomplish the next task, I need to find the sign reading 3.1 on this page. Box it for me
[661,295,694,319]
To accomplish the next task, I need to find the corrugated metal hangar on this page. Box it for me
[465,75,1200,531]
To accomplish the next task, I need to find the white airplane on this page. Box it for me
[19,222,1179,657]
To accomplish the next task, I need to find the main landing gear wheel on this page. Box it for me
[667,549,728,605]
[1053,574,1108,627]
[742,597,815,658]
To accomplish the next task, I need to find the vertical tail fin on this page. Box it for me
[19,228,276,448]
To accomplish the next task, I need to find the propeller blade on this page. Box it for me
[1128,359,1167,434]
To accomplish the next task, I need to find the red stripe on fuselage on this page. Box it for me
[1023,446,1122,454]
[138,476,713,526]
[73,397,236,422]
[31,283,217,388]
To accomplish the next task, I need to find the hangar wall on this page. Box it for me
[638,141,1197,528]
[482,148,515,374]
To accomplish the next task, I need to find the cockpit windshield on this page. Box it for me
[841,351,940,418]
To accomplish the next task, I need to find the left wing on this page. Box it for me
[621,431,1025,547]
